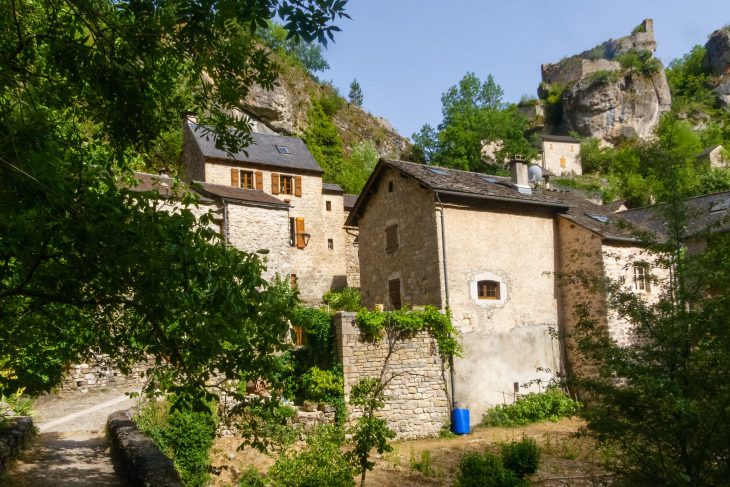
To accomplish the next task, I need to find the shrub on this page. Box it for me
[481,387,581,427]
[135,398,218,487]
[301,365,344,402]
[267,425,355,487]
[410,449,434,477]
[456,451,523,487]
[322,287,362,312]
[238,467,266,487]
[501,436,540,478]
[1,387,34,418]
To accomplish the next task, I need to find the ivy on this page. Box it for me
[355,306,462,360]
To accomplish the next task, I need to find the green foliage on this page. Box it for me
[355,306,461,360]
[260,22,331,75]
[588,70,621,87]
[292,305,336,369]
[616,50,663,76]
[411,73,537,171]
[305,100,348,185]
[631,22,647,34]
[697,168,730,194]
[301,366,344,402]
[238,467,267,487]
[338,140,379,194]
[480,388,581,427]
[543,83,567,128]
[666,45,717,115]
[409,449,434,477]
[135,398,218,487]
[322,287,362,312]
[501,436,540,478]
[231,398,298,453]
[348,79,364,106]
[268,425,355,487]
[0,388,35,419]
[455,451,524,487]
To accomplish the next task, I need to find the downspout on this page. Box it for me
[222,198,230,244]
[435,192,457,410]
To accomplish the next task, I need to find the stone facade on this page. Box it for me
[334,312,449,439]
[357,167,442,309]
[539,137,582,176]
[59,354,149,394]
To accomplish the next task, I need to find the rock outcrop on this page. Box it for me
[704,27,730,109]
[539,19,671,145]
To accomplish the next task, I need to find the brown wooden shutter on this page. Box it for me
[271,173,280,194]
[295,218,306,249]
[255,171,263,190]
[294,176,302,197]
[230,168,239,187]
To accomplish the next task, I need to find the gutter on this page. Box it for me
[435,189,570,211]
[435,192,457,410]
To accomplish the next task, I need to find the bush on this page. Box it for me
[267,425,355,487]
[135,398,218,487]
[456,451,523,487]
[238,467,266,487]
[481,387,581,427]
[301,365,344,402]
[501,436,540,478]
[322,287,362,312]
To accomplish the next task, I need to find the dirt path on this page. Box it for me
[4,389,140,487]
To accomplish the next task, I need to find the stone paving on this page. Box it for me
[4,389,140,486]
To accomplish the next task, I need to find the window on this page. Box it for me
[388,278,401,310]
[560,157,566,168]
[388,180,394,192]
[326,200,332,211]
[240,170,254,189]
[327,238,334,249]
[292,326,305,346]
[633,264,651,292]
[477,280,500,300]
[271,173,301,196]
[231,169,262,190]
[290,273,298,288]
[288,217,306,249]
[276,145,290,154]
[385,224,398,252]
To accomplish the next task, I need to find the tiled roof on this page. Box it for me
[126,172,213,202]
[621,191,730,239]
[322,183,344,193]
[383,160,570,208]
[187,122,322,173]
[553,190,639,242]
[192,181,289,208]
[539,134,580,143]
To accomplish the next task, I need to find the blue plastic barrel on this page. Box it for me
[451,408,470,435]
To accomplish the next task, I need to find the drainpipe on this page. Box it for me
[435,192,457,410]
[222,198,230,244]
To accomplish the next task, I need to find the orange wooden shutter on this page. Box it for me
[271,173,280,194]
[295,218,306,249]
[230,168,239,187]
[255,171,263,190]
[294,176,302,197]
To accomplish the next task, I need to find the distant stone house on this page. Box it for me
[182,121,356,303]
[536,134,582,176]
[695,144,727,169]
[346,157,671,424]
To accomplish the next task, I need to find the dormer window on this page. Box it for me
[276,145,290,154]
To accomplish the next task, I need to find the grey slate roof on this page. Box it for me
[187,122,323,173]
[322,183,344,194]
[343,194,358,210]
[554,190,640,242]
[127,172,213,202]
[696,144,722,158]
[192,181,289,208]
[539,134,580,144]
[621,191,730,239]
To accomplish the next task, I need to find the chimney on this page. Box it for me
[509,157,531,195]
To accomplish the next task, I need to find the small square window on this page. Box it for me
[276,145,290,154]
[477,280,500,300]
[326,201,332,211]
[327,238,334,249]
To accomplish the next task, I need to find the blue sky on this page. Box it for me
[321,1,730,139]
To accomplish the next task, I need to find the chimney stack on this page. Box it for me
[509,157,531,195]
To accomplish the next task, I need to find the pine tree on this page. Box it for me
[349,78,364,106]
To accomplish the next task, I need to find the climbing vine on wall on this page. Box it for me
[355,306,461,360]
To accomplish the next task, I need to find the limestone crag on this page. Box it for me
[562,70,671,144]
[539,19,671,145]
[242,82,296,134]
[704,27,730,109]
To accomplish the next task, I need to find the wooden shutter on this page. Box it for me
[271,173,280,194]
[255,171,263,191]
[230,168,239,187]
[295,218,306,249]
[294,176,302,197]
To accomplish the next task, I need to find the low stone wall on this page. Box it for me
[107,409,182,487]
[334,312,450,439]
[60,354,149,394]
[0,416,34,475]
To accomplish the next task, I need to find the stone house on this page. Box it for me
[695,144,727,169]
[536,134,582,176]
[346,157,673,424]
[182,121,356,303]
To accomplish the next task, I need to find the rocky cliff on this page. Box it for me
[538,19,671,145]
[241,60,408,159]
[705,26,730,108]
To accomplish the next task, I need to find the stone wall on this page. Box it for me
[541,57,620,87]
[343,222,360,289]
[59,354,148,394]
[334,312,449,439]
[541,140,582,176]
[357,166,442,309]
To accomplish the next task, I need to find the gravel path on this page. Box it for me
[4,389,140,486]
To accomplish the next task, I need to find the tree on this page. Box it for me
[348,78,364,106]
[567,137,730,485]
[259,21,331,74]
[0,0,349,402]
[411,73,537,173]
